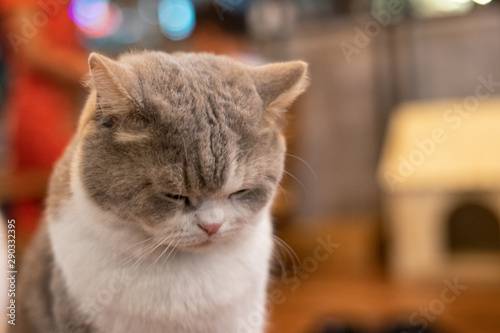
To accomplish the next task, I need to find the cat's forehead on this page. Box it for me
[108,54,267,194]
[122,53,263,134]
[122,52,257,98]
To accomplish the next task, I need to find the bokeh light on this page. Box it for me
[158,0,196,41]
[68,0,109,27]
[77,2,122,39]
[214,0,250,13]
[473,0,492,4]
[410,0,474,18]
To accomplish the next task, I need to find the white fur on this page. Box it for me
[48,145,273,333]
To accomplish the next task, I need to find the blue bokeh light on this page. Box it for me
[213,0,250,13]
[158,0,196,41]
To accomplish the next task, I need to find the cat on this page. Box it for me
[10,51,308,333]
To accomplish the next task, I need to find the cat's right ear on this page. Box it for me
[251,61,309,125]
[88,53,139,115]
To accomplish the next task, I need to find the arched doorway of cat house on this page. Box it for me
[446,201,500,279]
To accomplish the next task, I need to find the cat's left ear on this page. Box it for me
[251,61,309,122]
[88,52,139,114]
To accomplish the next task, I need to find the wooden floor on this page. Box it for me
[265,261,500,333]
[264,219,500,333]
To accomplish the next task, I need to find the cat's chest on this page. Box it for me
[85,252,257,333]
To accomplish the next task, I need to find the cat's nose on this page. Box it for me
[197,222,222,236]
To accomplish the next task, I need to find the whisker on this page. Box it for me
[272,235,300,276]
[160,238,183,269]
[282,170,308,195]
[151,235,182,269]
[275,182,289,206]
[285,153,318,182]
[112,237,153,259]
[238,225,300,280]
[128,235,172,270]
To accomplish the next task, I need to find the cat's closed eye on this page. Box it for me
[96,111,148,130]
[229,189,250,198]
[163,190,250,205]
[163,193,190,206]
[97,115,116,128]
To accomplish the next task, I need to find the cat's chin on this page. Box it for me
[177,235,236,253]
[180,239,219,252]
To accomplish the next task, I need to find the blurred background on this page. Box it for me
[1,0,500,332]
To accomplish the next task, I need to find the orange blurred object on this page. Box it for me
[0,0,88,243]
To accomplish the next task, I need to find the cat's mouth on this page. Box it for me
[189,238,214,248]
[179,236,223,251]
[198,239,212,247]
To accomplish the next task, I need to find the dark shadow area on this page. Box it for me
[448,202,500,254]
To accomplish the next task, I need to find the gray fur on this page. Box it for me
[10,51,308,333]
[80,51,307,225]
[9,227,93,333]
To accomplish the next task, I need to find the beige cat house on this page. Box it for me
[378,98,500,282]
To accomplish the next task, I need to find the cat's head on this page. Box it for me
[78,51,308,250]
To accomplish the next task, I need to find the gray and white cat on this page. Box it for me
[11,51,308,333]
